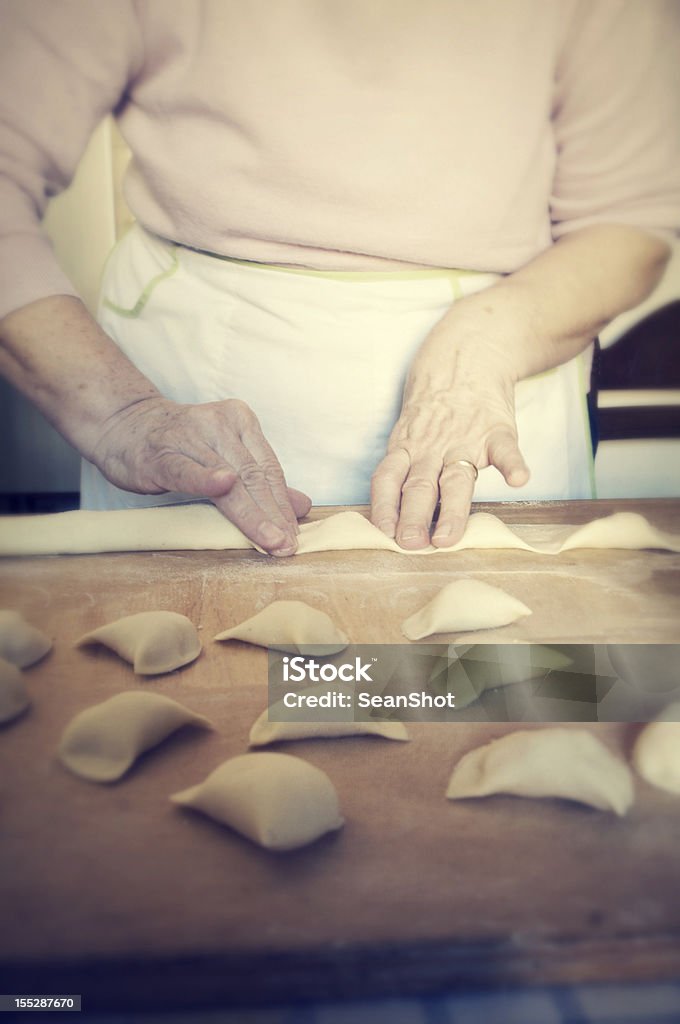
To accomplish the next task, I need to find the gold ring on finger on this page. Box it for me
[451,459,479,481]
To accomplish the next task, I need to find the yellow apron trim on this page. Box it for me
[102,245,180,319]
[182,246,484,287]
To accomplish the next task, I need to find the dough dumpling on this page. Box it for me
[402,580,531,640]
[76,611,201,675]
[0,609,52,668]
[559,512,680,553]
[58,691,211,782]
[446,728,634,815]
[249,707,409,746]
[172,752,344,851]
[632,702,680,794]
[214,600,349,655]
[0,657,30,724]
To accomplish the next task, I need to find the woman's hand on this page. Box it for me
[90,395,311,555]
[370,225,671,550]
[0,297,310,556]
[370,299,530,550]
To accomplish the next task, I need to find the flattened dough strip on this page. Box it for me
[0,506,679,558]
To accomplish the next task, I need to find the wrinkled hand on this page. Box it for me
[90,396,311,555]
[371,315,530,550]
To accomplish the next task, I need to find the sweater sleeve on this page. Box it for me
[0,0,140,320]
[551,0,680,243]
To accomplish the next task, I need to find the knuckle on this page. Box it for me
[260,456,286,485]
[371,465,392,487]
[154,450,186,477]
[239,460,266,489]
[371,468,401,492]
[401,476,438,498]
[384,446,411,465]
[226,398,257,424]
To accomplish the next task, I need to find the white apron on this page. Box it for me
[82,225,595,509]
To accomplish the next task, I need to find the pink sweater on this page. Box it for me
[0,0,678,321]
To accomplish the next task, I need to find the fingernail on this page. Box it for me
[433,517,465,546]
[259,523,287,548]
[376,520,396,538]
[271,544,296,558]
[399,528,422,541]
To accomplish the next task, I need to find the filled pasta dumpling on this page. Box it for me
[214,600,349,655]
[0,609,52,668]
[632,703,680,795]
[249,704,409,746]
[171,752,344,851]
[446,728,634,815]
[76,611,201,675]
[402,580,531,640]
[58,691,211,782]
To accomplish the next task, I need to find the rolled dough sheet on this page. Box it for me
[0,506,679,557]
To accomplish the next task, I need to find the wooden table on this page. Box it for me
[1,499,679,1010]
